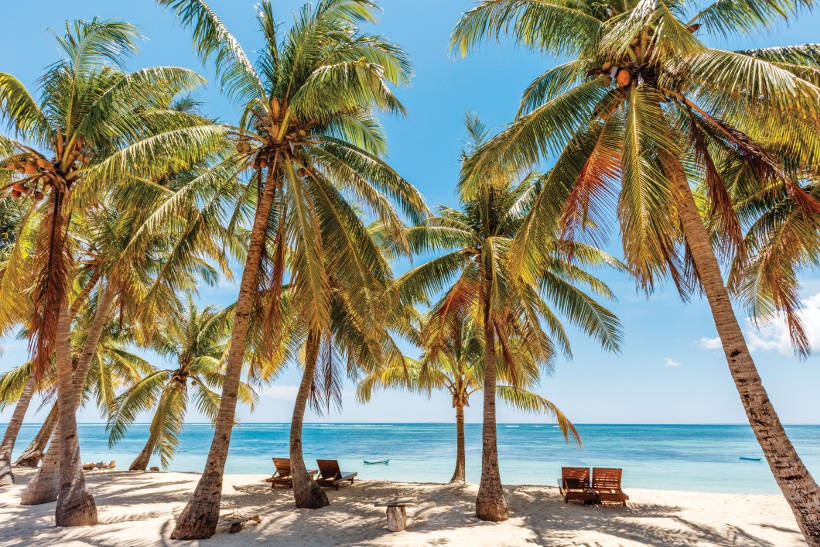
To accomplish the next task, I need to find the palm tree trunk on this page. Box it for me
[290,331,329,508]
[55,302,97,526]
[0,374,37,486]
[129,433,158,471]
[16,402,57,467]
[450,402,466,484]
[172,160,280,540]
[21,284,115,507]
[20,431,60,505]
[673,170,820,545]
[475,283,508,521]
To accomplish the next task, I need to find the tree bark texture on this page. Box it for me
[0,374,38,486]
[171,163,280,540]
[290,331,329,509]
[672,167,820,546]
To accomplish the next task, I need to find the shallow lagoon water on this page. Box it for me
[5,423,820,494]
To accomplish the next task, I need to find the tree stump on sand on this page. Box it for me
[375,498,414,532]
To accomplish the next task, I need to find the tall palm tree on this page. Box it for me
[107,299,256,471]
[394,115,621,521]
[156,0,426,538]
[0,18,220,525]
[358,314,580,484]
[452,1,820,541]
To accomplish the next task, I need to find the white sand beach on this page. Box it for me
[0,468,805,546]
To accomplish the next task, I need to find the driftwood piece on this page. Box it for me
[218,514,261,534]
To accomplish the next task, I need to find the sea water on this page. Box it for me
[4,423,820,494]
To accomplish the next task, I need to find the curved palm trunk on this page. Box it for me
[16,402,58,467]
[172,162,280,540]
[55,302,97,526]
[21,284,115,507]
[673,171,820,545]
[20,431,60,505]
[475,286,508,521]
[129,433,158,471]
[290,331,329,508]
[0,374,38,486]
[450,402,466,484]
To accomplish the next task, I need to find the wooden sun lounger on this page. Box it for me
[558,467,598,504]
[592,467,629,506]
[269,458,317,489]
[316,459,357,489]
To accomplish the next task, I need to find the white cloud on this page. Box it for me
[664,357,682,368]
[696,292,820,357]
[746,292,820,356]
[698,337,723,350]
[258,385,299,400]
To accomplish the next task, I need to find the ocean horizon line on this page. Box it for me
[6,421,820,426]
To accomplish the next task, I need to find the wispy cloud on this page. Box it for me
[746,294,820,356]
[698,337,722,350]
[696,292,820,357]
[664,357,682,368]
[258,385,299,400]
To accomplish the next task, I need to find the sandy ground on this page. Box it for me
[0,468,805,546]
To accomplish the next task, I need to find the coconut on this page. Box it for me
[616,69,632,87]
[10,189,21,198]
[24,163,37,175]
[12,182,25,192]
[34,191,44,201]
[36,158,53,170]
[236,141,251,154]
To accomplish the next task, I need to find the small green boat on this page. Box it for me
[363,459,390,465]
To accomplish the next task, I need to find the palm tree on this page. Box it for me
[107,299,256,471]
[394,115,621,521]
[452,2,820,541]
[0,320,151,485]
[358,314,580,484]
[0,18,220,524]
[156,0,426,538]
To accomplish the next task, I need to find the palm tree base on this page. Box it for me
[20,451,59,505]
[293,480,329,509]
[475,488,509,522]
[171,498,220,540]
[55,491,97,527]
[0,459,14,486]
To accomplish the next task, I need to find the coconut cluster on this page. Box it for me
[5,136,91,200]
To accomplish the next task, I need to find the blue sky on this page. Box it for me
[1,1,819,425]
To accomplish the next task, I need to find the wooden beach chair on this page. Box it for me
[592,467,629,506]
[558,467,597,504]
[269,458,317,488]
[316,459,357,489]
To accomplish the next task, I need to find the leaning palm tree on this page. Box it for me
[156,0,426,538]
[0,18,220,525]
[358,314,580,484]
[453,1,820,540]
[394,115,621,521]
[107,299,256,471]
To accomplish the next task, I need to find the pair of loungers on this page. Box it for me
[271,458,357,490]
[559,467,629,506]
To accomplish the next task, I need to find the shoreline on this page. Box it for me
[0,468,805,546]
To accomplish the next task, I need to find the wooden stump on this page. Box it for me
[385,505,407,532]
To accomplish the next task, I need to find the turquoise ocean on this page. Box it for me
[5,423,820,494]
